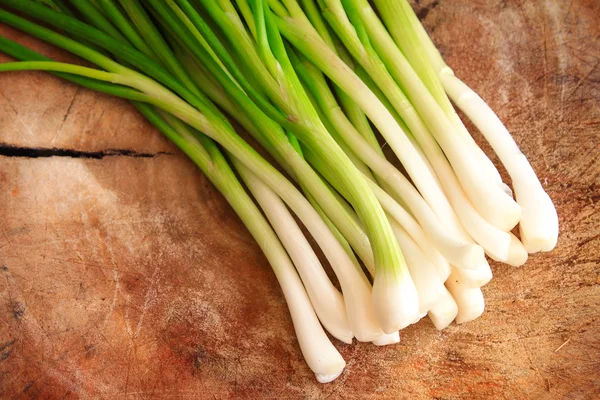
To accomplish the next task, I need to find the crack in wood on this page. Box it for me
[0,143,173,159]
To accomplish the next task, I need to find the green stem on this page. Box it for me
[0,60,117,81]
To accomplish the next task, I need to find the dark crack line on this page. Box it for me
[0,144,172,159]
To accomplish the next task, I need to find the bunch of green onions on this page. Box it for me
[0,0,558,382]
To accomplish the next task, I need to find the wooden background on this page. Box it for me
[1,0,599,398]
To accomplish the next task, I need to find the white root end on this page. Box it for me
[315,369,344,384]
[486,232,529,267]
[287,293,347,383]
[411,312,427,324]
[442,73,558,251]
[472,184,522,232]
[372,270,420,333]
[428,287,459,330]
[372,331,401,346]
[391,220,445,314]
[454,198,512,262]
[453,259,493,288]
[239,165,353,343]
[446,269,485,324]
[512,156,559,253]
[344,275,385,342]
[274,259,346,384]
[506,233,528,267]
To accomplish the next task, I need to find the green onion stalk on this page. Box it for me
[136,0,386,340]
[288,28,450,288]
[283,0,387,186]
[270,0,488,273]
[299,90,446,324]
[339,0,527,266]
[369,0,508,192]
[317,0,513,248]
[289,43,486,279]
[274,0,462,235]
[194,0,419,333]
[323,0,522,234]
[291,48,449,313]
[148,0,376,274]
[303,143,450,316]
[375,0,558,253]
[285,0,415,185]
[0,17,348,382]
[175,47,366,278]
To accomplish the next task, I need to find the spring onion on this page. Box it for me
[0,0,559,382]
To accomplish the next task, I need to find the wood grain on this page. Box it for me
[0,0,599,398]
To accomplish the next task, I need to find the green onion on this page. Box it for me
[0,0,560,381]
[195,0,419,334]
[339,0,527,264]
[144,0,386,340]
[427,287,458,330]
[372,0,506,190]
[340,0,521,232]
[274,3,488,272]
[446,269,485,324]
[375,0,558,253]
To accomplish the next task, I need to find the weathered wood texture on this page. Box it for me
[0,0,599,398]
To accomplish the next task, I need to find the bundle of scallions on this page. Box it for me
[0,0,558,383]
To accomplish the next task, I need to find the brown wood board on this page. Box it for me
[0,0,599,398]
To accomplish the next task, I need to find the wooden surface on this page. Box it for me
[1,0,599,398]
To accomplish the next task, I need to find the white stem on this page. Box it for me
[229,157,383,342]
[449,107,505,186]
[453,261,492,288]
[239,166,353,343]
[367,178,485,271]
[372,331,401,346]
[427,287,459,330]
[372,266,420,332]
[416,126,522,261]
[441,71,558,252]
[418,238,452,283]
[276,258,347,382]
[406,131,441,188]
[446,268,485,323]
[390,219,444,314]
[488,233,528,267]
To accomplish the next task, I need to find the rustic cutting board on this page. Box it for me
[0,0,599,398]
